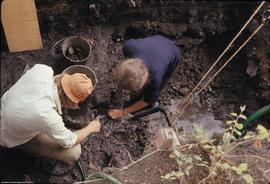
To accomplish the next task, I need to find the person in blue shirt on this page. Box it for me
[108,35,181,119]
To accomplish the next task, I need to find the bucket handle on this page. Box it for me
[52,38,66,52]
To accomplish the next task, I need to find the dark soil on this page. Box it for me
[90,140,270,184]
[110,144,209,184]
[1,1,270,183]
[65,46,88,61]
[226,140,270,184]
[109,150,180,184]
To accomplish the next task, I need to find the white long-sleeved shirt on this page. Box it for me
[0,64,77,148]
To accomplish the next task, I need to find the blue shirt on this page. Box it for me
[123,35,181,104]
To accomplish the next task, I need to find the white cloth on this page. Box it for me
[1,64,77,148]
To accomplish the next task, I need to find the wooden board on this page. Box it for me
[1,0,43,52]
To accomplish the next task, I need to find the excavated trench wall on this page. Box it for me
[2,1,269,104]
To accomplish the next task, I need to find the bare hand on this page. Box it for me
[88,118,101,133]
[108,109,126,119]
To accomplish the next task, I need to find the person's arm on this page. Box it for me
[40,108,101,148]
[73,118,101,145]
[108,99,149,119]
[124,99,149,114]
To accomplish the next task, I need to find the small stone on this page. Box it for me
[68,46,74,55]
[89,4,96,10]
[127,0,136,8]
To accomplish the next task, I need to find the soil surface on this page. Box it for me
[89,140,270,184]
[1,1,270,183]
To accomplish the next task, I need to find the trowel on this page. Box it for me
[97,113,133,121]
[97,105,171,127]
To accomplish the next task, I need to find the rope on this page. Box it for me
[119,149,164,171]
[185,1,265,101]
[195,24,266,97]
[76,160,87,181]
[84,172,122,184]
[177,22,266,119]
[170,1,267,130]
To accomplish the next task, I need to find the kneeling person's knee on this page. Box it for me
[68,144,82,161]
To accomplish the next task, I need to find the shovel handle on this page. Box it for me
[97,114,109,120]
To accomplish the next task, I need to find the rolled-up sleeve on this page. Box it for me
[43,119,77,148]
[36,107,77,148]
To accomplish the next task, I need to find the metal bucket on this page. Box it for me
[51,36,91,74]
[61,36,91,63]
[62,65,98,89]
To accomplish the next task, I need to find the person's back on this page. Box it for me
[123,35,181,104]
[1,64,101,162]
[1,64,59,148]
[123,35,180,66]
[108,35,181,119]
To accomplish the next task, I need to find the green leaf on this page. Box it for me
[196,163,208,167]
[176,159,184,166]
[217,146,224,154]
[226,120,233,125]
[161,173,171,180]
[231,136,237,141]
[230,112,238,117]
[240,105,246,112]
[169,153,176,159]
[256,124,269,140]
[239,163,248,171]
[235,130,242,136]
[186,165,193,170]
[239,114,247,120]
[222,163,231,169]
[173,149,182,158]
[193,155,202,161]
[200,139,210,144]
[202,145,213,150]
[257,124,268,134]
[223,132,231,142]
[185,157,193,164]
[242,174,253,184]
[174,171,184,178]
[231,166,242,174]
[185,170,190,176]
[236,123,244,130]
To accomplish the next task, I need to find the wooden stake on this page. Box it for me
[1,0,43,52]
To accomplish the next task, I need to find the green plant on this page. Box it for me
[223,105,247,146]
[161,148,206,181]
[162,106,270,184]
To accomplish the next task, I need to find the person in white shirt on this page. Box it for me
[1,64,101,162]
